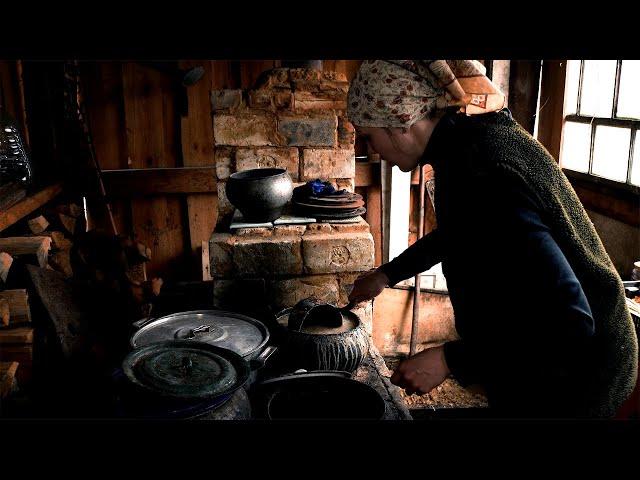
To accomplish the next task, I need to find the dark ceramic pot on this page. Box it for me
[276,301,369,374]
[226,168,293,223]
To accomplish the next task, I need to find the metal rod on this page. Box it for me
[15,60,30,149]
[72,61,118,236]
[409,164,426,357]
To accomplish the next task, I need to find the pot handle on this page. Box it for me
[132,316,156,330]
[249,345,278,370]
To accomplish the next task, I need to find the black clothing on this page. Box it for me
[377,109,638,417]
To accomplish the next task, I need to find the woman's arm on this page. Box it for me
[376,228,444,287]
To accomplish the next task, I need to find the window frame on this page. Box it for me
[537,60,639,227]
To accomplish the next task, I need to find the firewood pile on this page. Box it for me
[0,198,160,393]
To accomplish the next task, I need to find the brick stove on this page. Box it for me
[208,67,375,332]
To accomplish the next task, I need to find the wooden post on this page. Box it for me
[179,60,218,280]
[508,60,542,135]
[537,60,567,161]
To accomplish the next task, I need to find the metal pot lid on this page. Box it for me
[122,340,250,400]
[131,310,269,357]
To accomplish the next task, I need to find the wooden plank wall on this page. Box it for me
[78,60,292,281]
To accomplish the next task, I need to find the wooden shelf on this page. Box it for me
[0,183,64,233]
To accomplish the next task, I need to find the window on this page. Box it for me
[560,60,640,186]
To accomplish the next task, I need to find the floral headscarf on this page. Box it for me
[347,60,506,128]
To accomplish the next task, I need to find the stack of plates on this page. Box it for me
[292,188,366,220]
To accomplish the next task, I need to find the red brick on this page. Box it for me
[253,68,291,90]
[233,236,303,277]
[216,182,234,216]
[337,116,355,148]
[293,91,347,112]
[305,222,332,234]
[301,231,374,274]
[331,217,370,233]
[215,147,234,180]
[249,89,293,110]
[211,90,243,110]
[300,148,355,181]
[267,275,340,311]
[277,114,337,147]
[234,227,273,237]
[335,178,355,192]
[214,112,278,146]
[235,147,299,181]
[209,233,236,277]
[273,224,306,236]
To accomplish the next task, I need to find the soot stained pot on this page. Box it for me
[226,168,293,223]
[251,370,386,420]
[119,340,252,419]
[276,299,369,374]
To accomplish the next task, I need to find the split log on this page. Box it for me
[0,289,31,324]
[58,213,77,235]
[0,236,51,268]
[54,203,84,218]
[0,298,9,327]
[50,231,73,251]
[0,327,33,344]
[0,361,19,399]
[27,215,49,234]
[49,249,73,278]
[0,252,13,283]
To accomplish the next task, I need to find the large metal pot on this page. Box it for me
[130,310,276,387]
[226,168,293,223]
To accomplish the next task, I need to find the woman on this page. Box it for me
[346,60,638,417]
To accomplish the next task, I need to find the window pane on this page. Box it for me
[591,125,631,182]
[564,60,581,115]
[617,60,640,119]
[631,134,640,186]
[580,60,617,117]
[560,121,591,173]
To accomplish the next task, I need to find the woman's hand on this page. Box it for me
[347,269,390,305]
[390,345,450,395]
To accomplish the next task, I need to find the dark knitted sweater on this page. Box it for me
[378,109,638,417]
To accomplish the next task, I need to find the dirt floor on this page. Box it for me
[384,356,489,410]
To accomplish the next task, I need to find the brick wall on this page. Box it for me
[212,68,356,220]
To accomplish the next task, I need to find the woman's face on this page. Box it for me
[355,117,439,172]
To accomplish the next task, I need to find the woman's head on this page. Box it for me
[355,118,443,172]
[347,60,505,168]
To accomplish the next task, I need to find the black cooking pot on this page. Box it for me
[226,168,293,223]
[251,371,386,420]
[118,340,253,419]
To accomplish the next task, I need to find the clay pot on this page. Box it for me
[226,168,293,223]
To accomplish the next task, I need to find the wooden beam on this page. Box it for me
[537,60,567,162]
[180,60,218,280]
[508,60,542,135]
[0,183,63,232]
[101,167,217,196]
[355,162,381,187]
